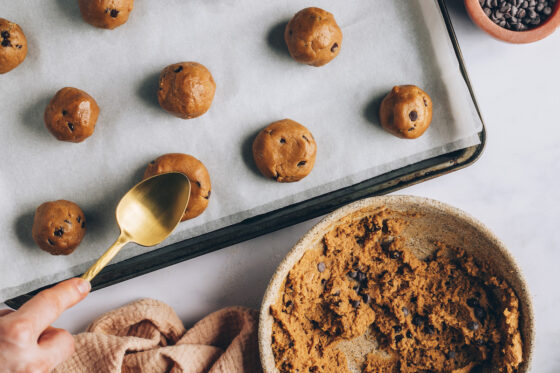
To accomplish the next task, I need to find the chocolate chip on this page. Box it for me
[302,135,309,142]
[104,8,109,13]
[393,325,402,333]
[1,39,11,47]
[288,29,293,35]
[54,227,64,237]
[424,325,435,335]
[67,122,74,131]
[110,9,119,18]
[317,262,326,272]
[447,350,456,359]
[77,216,81,223]
[174,66,183,73]
[353,284,360,292]
[196,181,202,188]
[351,299,360,308]
[297,161,307,167]
[395,334,403,343]
[409,111,418,121]
[64,219,71,224]
[331,42,339,52]
[390,251,400,259]
[474,307,487,321]
[357,271,366,282]
[16,44,22,49]
[204,190,211,200]
[467,298,479,307]
[280,138,286,144]
[1,31,9,39]
[81,221,86,229]
[47,239,55,246]
[62,110,68,116]
[412,315,425,327]
[468,321,479,331]
[423,97,428,107]
[285,300,292,307]
[321,279,326,284]
[362,294,370,303]
[402,307,409,316]
[348,270,358,279]
[333,290,340,296]
[406,330,412,338]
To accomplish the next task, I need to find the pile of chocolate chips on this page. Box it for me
[479,0,557,31]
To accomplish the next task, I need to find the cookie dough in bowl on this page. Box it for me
[143,153,211,221]
[259,196,533,373]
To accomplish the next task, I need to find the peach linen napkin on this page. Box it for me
[54,298,262,373]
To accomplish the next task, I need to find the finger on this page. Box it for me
[9,278,90,336]
[0,309,14,317]
[38,327,75,370]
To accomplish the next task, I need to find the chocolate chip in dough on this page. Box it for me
[54,227,64,237]
[110,9,119,18]
[468,321,479,331]
[409,110,418,121]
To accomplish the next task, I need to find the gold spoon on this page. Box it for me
[81,172,190,282]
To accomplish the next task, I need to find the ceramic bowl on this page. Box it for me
[465,0,560,43]
[258,195,534,373]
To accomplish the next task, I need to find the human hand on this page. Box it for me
[0,278,90,373]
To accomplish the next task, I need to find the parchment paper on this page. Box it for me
[0,0,482,302]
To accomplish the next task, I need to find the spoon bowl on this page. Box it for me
[82,172,190,282]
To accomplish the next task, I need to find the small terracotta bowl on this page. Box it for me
[465,0,560,43]
[259,195,534,373]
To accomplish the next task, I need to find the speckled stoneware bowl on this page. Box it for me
[259,195,534,373]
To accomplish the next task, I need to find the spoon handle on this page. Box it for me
[81,234,130,282]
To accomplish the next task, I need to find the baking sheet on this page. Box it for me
[0,0,482,302]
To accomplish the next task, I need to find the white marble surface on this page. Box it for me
[4,2,560,372]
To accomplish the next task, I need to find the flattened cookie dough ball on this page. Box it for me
[379,85,433,139]
[158,62,216,119]
[252,119,317,182]
[0,18,27,74]
[78,0,135,29]
[144,153,211,221]
[32,200,86,255]
[44,87,100,143]
[285,7,342,67]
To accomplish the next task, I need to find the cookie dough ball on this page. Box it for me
[284,7,342,67]
[44,87,100,143]
[0,18,27,74]
[32,200,86,255]
[78,0,135,29]
[252,119,317,182]
[144,153,211,221]
[157,62,216,119]
[379,85,433,139]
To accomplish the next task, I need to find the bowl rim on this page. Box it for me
[258,195,534,373]
[464,0,560,43]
